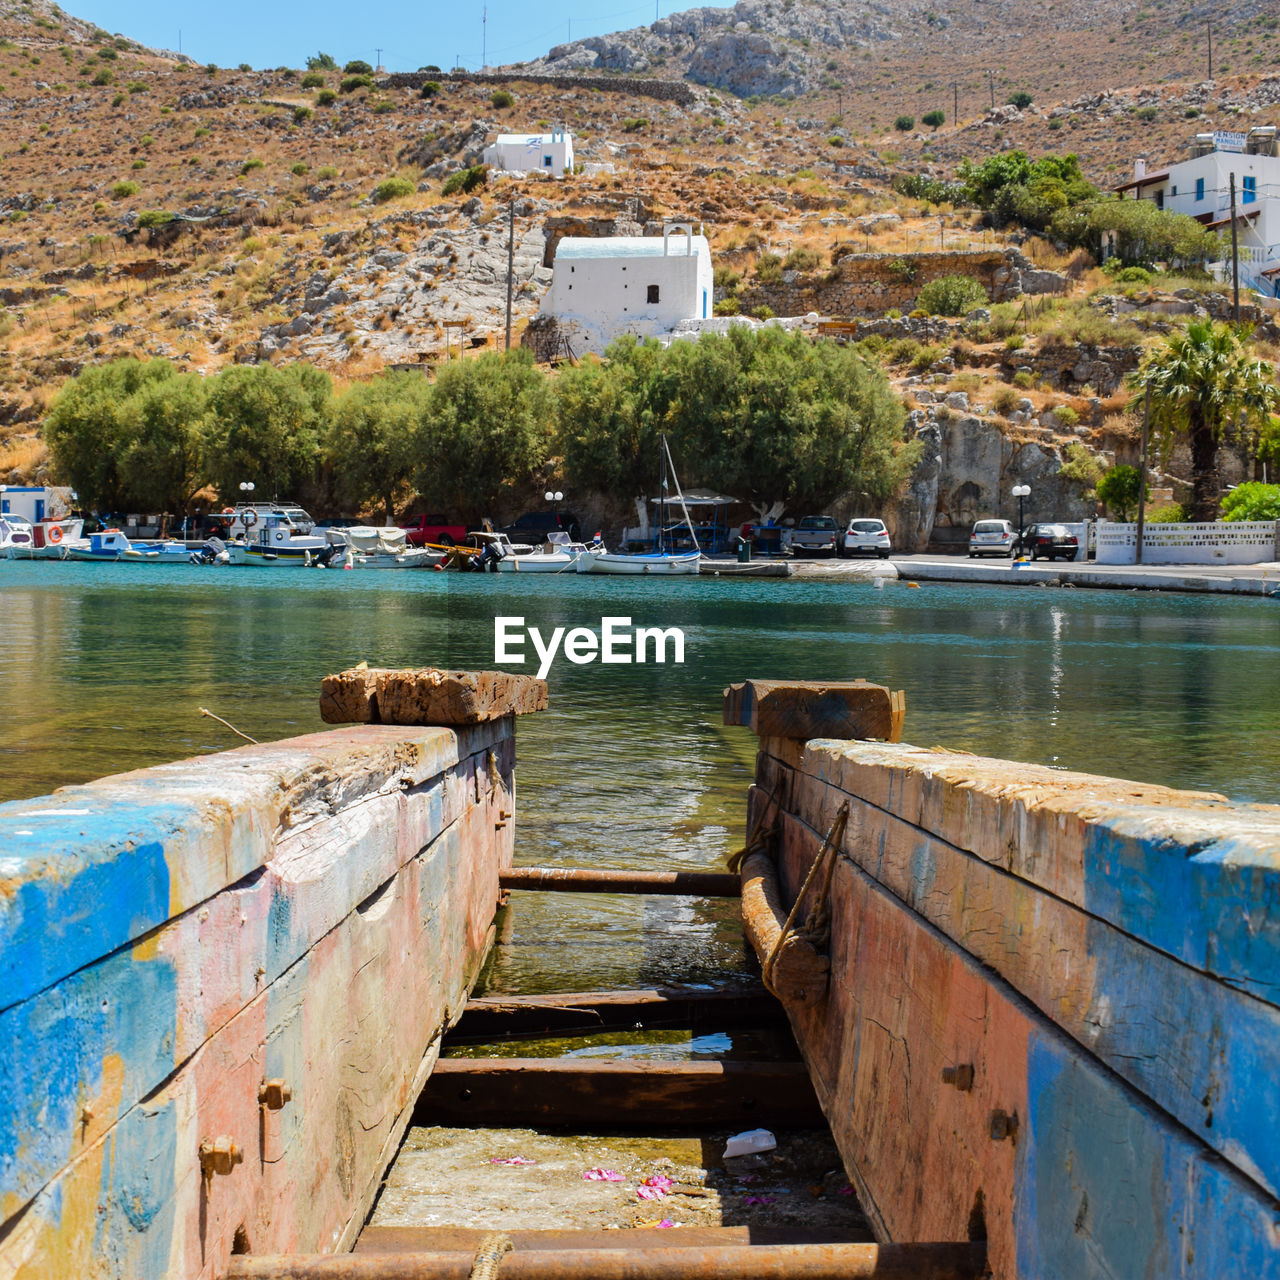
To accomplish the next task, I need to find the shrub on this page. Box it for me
[136,209,174,227]
[111,92,125,107]
[300,72,325,88]
[1134,105,1158,122]
[713,266,741,293]
[622,117,648,132]
[1147,502,1186,523]
[340,74,372,93]
[991,385,1020,415]
[1012,370,1035,389]
[753,304,775,320]
[343,59,373,74]
[893,114,914,131]
[373,175,415,203]
[827,134,844,147]
[1221,482,1280,521]
[194,127,211,137]
[316,165,339,179]
[291,162,310,176]
[916,274,988,316]
[125,80,147,93]
[316,88,336,105]
[1048,117,1063,131]
[1005,333,1027,351]
[130,158,146,170]
[713,297,741,315]
[91,68,112,85]
[205,63,218,75]
[371,99,395,113]
[1053,404,1080,428]
[241,157,265,174]
[491,88,514,109]
[237,62,252,72]
[783,246,822,271]
[1007,90,1033,109]
[293,105,312,122]
[441,164,487,196]
[1095,464,1147,520]
[111,179,139,197]
[754,252,783,284]
[420,81,441,97]
[307,52,337,70]
[922,109,945,129]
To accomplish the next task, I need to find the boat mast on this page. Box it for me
[662,433,700,556]
[657,433,668,554]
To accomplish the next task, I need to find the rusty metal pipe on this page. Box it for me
[499,868,741,897]
[227,1240,987,1279]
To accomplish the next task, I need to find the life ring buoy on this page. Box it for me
[222,507,235,516]
[242,510,258,529]
[47,525,63,544]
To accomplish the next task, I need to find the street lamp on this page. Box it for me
[1011,483,1030,551]
[545,489,564,526]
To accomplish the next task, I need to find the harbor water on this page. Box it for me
[3,562,1278,996]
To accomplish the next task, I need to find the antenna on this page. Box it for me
[375,47,383,70]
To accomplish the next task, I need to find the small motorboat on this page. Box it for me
[224,502,330,567]
[0,515,35,558]
[496,530,599,572]
[4,518,87,559]
[122,539,203,564]
[341,526,446,569]
[60,529,134,561]
[574,547,701,575]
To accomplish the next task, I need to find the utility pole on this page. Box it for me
[505,198,515,351]
[1230,171,1240,323]
[375,47,383,70]
[482,7,486,69]
[953,81,958,126]
[987,69,996,109]
[1136,385,1150,565]
[837,87,843,120]
[1207,22,1213,79]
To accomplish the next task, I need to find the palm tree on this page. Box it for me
[1130,321,1279,521]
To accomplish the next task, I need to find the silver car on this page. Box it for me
[968,519,1016,558]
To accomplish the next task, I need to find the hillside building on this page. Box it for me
[534,223,713,355]
[1115,127,1280,295]
[482,127,574,175]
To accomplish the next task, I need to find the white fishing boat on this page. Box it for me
[61,529,133,561]
[224,502,331,567]
[574,434,703,576]
[2,517,86,559]
[122,539,203,564]
[0,515,35,558]
[497,530,598,572]
[342,526,445,569]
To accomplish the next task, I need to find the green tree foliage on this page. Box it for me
[557,329,919,518]
[1053,198,1219,267]
[1095,463,1147,520]
[1221,482,1280,521]
[117,371,210,514]
[44,358,191,512]
[893,114,914,131]
[415,350,552,518]
[441,165,488,196]
[328,371,428,521]
[958,151,1096,231]
[340,74,372,94]
[1130,321,1280,520]
[203,363,330,501]
[373,176,415,203]
[916,274,988,316]
[490,89,514,109]
[343,59,373,75]
[922,109,945,130]
[1007,90,1033,109]
[306,52,337,70]
[300,71,326,88]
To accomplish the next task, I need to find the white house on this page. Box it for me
[1115,127,1280,294]
[0,485,74,523]
[536,223,714,355]
[482,126,574,176]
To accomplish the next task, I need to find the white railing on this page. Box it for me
[1095,520,1279,565]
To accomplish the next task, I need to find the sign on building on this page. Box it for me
[1213,130,1247,153]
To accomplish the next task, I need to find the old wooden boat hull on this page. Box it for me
[0,698,529,1278]
[729,680,1280,1279]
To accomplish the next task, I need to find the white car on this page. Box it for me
[841,518,892,559]
[968,519,1017,558]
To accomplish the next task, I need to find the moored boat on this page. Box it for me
[342,525,446,569]
[224,502,331,566]
[60,528,133,561]
[575,547,702,574]
[497,529,600,572]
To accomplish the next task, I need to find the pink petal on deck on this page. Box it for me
[642,1174,674,1190]
[657,1220,675,1229]
[582,1168,625,1182]
[636,1184,669,1201]
[489,1156,537,1166]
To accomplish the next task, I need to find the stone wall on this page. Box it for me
[1000,342,1142,396]
[382,70,697,107]
[737,248,1068,319]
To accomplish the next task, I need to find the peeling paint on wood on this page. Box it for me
[0,721,519,1279]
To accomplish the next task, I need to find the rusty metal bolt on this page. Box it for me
[941,1064,975,1092]
[199,1137,244,1177]
[258,1079,292,1110]
[988,1109,1019,1142]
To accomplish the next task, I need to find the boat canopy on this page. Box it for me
[346,526,408,555]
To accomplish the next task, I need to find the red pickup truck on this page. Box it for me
[400,514,468,547]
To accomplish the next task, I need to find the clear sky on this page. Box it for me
[66,0,732,74]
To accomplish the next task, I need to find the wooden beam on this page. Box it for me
[230,1241,988,1280]
[499,868,741,896]
[450,985,787,1042]
[355,1225,876,1254]
[723,679,901,742]
[411,1059,824,1128]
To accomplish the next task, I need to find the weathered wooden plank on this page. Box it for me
[412,1059,825,1128]
[355,1225,874,1254]
[0,721,507,1016]
[739,848,829,1006]
[499,867,741,896]
[774,791,1280,1202]
[789,739,1280,1008]
[0,725,515,1280]
[450,986,786,1041]
[768,816,1280,1280]
[230,1241,989,1279]
[723,680,898,742]
[320,667,547,726]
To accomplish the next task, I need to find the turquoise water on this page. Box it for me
[3,562,1278,991]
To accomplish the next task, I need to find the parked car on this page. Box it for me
[499,510,582,544]
[1021,523,1080,561]
[841,518,892,559]
[789,515,840,558]
[401,513,468,547]
[968,519,1017,558]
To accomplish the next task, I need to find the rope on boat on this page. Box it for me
[725,778,786,874]
[468,1231,514,1279]
[197,707,259,745]
[761,802,849,1000]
